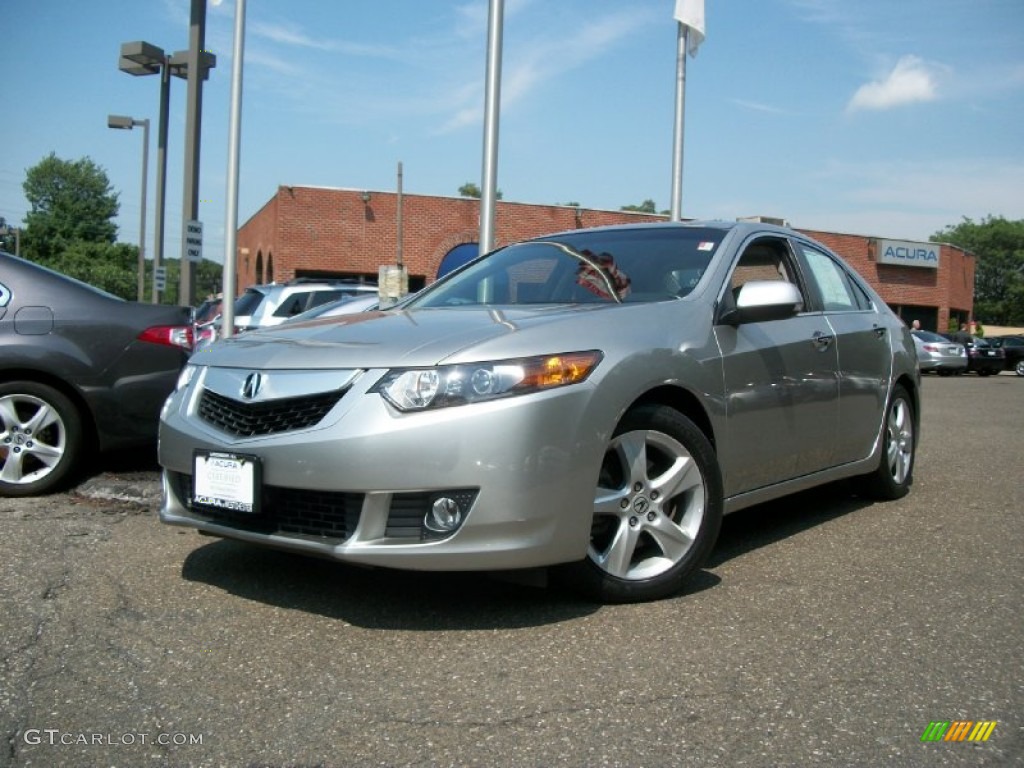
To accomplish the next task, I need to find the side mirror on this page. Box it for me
[719,280,803,325]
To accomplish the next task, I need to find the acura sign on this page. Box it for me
[878,238,939,269]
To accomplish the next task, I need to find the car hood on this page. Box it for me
[191,304,677,370]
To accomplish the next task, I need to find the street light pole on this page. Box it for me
[118,39,214,305]
[108,115,150,301]
[153,58,171,303]
[220,0,247,339]
[479,0,504,255]
[179,0,208,308]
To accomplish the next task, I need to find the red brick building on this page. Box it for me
[237,185,973,332]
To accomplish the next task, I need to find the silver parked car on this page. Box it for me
[159,222,919,602]
[911,329,967,375]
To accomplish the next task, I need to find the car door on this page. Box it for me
[714,236,840,496]
[796,243,892,465]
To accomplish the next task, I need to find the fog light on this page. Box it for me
[426,497,463,533]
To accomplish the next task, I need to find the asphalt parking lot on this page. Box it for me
[1,374,1021,768]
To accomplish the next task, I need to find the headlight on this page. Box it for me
[373,351,603,412]
[175,364,200,392]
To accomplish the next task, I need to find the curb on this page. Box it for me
[75,473,162,507]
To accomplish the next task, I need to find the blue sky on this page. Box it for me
[2,0,1022,267]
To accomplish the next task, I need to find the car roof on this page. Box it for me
[520,220,824,251]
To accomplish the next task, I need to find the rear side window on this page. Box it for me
[800,246,869,311]
[272,290,343,318]
[234,290,266,316]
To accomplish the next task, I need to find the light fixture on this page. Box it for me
[361,191,372,204]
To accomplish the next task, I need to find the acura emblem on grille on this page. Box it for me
[241,372,263,399]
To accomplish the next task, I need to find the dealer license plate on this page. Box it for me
[193,451,261,514]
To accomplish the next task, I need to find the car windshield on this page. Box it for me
[410,227,721,308]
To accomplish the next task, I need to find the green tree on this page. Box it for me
[932,216,1024,325]
[52,241,138,298]
[458,182,502,200]
[22,153,119,261]
[620,199,669,215]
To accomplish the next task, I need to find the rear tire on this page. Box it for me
[0,382,84,497]
[861,385,914,500]
[559,405,723,603]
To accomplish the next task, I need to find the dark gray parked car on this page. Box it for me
[159,222,920,603]
[0,252,194,496]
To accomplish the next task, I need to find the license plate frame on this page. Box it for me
[192,450,262,515]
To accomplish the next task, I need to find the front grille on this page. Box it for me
[271,487,362,539]
[171,471,361,541]
[198,388,345,436]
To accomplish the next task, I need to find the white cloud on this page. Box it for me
[252,21,335,50]
[730,99,793,115]
[847,55,940,112]
[438,8,650,133]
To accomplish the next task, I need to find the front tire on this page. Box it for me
[560,405,723,603]
[0,382,84,497]
[1015,360,1024,377]
[861,385,915,500]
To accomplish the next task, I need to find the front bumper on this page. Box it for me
[159,367,605,571]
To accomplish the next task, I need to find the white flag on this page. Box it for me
[674,0,705,57]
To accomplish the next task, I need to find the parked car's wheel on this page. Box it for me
[861,385,915,500]
[978,370,992,377]
[1015,360,1024,377]
[0,382,84,497]
[560,405,723,603]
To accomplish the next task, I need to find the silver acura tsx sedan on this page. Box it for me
[159,221,919,602]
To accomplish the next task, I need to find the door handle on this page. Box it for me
[874,326,887,339]
[812,330,834,351]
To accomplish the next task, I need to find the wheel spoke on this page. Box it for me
[651,453,700,500]
[616,430,650,486]
[646,514,695,562]
[0,451,25,482]
[24,400,60,434]
[595,518,642,578]
[594,484,628,516]
[0,397,22,434]
[26,441,63,465]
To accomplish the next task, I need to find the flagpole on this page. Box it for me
[669,23,688,222]
[479,0,504,254]
[221,0,246,339]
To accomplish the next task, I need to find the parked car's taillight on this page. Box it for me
[137,325,195,351]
